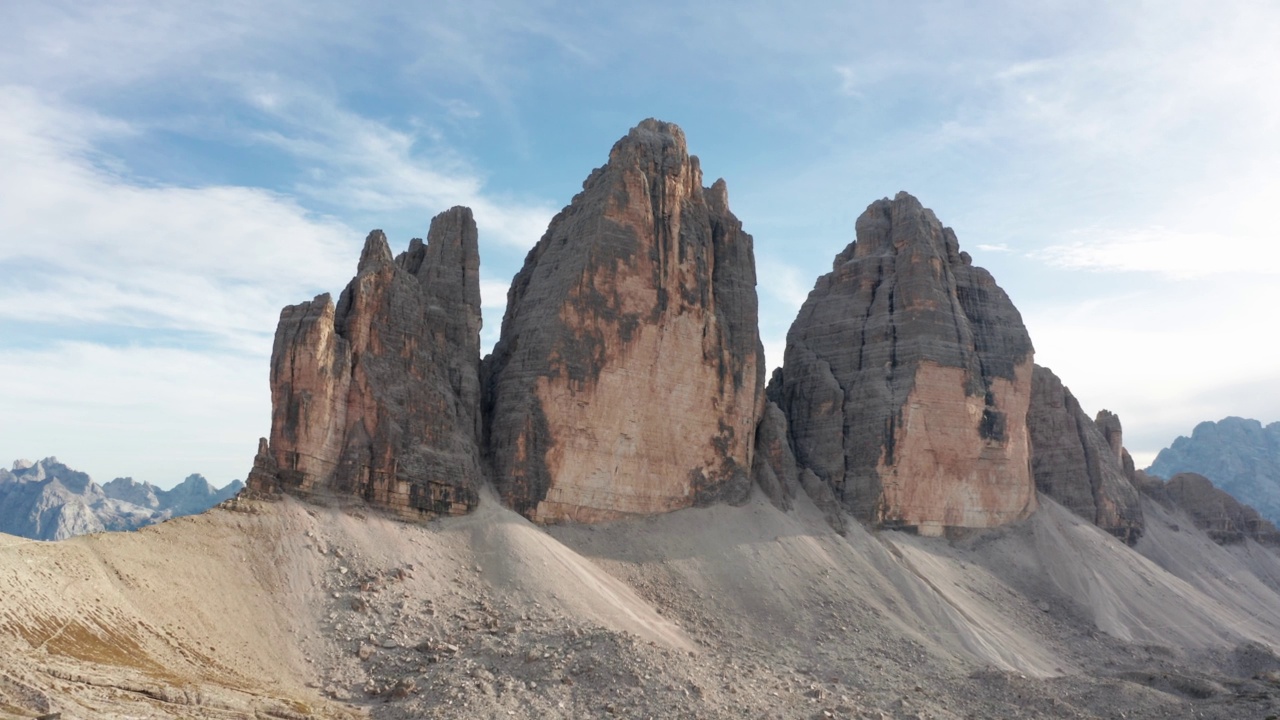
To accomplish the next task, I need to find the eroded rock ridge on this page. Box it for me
[1136,470,1280,545]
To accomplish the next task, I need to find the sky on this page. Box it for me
[2,1,1278,489]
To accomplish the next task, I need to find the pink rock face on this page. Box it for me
[248,208,484,518]
[772,192,1036,534]
[483,120,765,523]
[875,361,1035,535]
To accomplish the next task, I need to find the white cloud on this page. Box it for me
[0,86,355,351]
[975,243,1011,253]
[442,98,482,120]
[480,278,510,310]
[1039,227,1280,280]
[834,65,861,96]
[0,342,265,487]
[241,82,555,249]
[1022,275,1280,464]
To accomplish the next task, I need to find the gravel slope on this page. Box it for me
[2,490,1280,719]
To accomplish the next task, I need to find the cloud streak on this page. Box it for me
[241,82,555,249]
[0,86,356,351]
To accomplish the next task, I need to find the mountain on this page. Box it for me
[7,119,1280,718]
[1026,365,1144,543]
[1135,469,1280,545]
[1147,417,1280,525]
[0,458,242,540]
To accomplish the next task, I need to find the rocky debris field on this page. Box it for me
[4,492,1280,719]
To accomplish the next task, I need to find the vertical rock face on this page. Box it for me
[248,207,484,517]
[1026,365,1144,543]
[483,119,766,523]
[772,192,1036,535]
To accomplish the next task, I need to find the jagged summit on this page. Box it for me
[0,458,240,540]
[1027,365,1144,543]
[246,207,484,518]
[483,118,765,522]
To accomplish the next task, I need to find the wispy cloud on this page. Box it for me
[240,81,554,249]
[0,86,355,351]
[1039,226,1280,279]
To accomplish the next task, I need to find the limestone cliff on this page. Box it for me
[247,207,484,517]
[772,192,1036,535]
[1026,366,1144,543]
[482,119,766,523]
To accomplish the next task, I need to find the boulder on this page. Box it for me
[772,192,1036,535]
[247,207,484,518]
[482,119,766,523]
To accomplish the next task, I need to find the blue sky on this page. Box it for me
[2,1,1278,488]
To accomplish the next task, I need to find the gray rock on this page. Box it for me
[752,400,801,511]
[1027,365,1144,544]
[483,119,765,523]
[0,458,237,540]
[248,207,484,518]
[102,476,161,508]
[1137,471,1279,545]
[773,192,1036,535]
[156,474,243,515]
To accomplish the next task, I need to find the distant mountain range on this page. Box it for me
[1147,417,1280,525]
[0,457,243,541]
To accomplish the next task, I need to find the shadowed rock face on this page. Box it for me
[1027,365,1144,544]
[772,192,1036,535]
[247,207,484,518]
[752,400,801,512]
[1136,470,1279,545]
[483,119,766,523]
[1094,409,1138,482]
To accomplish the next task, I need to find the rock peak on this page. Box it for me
[484,120,764,523]
[358,229,393,271]
[774,193,1035,535]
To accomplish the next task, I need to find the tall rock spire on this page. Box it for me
[246,207,484,517]
[773,192,1036,535]
[482,119,766,523]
